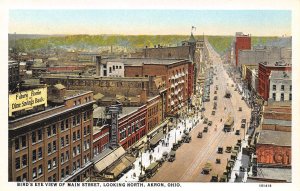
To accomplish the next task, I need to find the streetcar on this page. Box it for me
[223,115,234,132]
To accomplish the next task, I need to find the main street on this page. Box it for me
[149,41,252,182]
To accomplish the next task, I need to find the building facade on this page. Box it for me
[8,87,95,182]
[258,61,292,101]
[9,61,20,92]
[235,32,251,67]
[268,71,292,102]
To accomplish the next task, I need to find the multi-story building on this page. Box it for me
[92,124,110,157]
[268,71,292,102]
[9,61,20,92]
[235,32,251,67]
[8,85,95,182]
[258,60,292,101]
[96,56,125,77]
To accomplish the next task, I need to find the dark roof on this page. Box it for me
[257,130,291,146]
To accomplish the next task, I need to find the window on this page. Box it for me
[77,130,80,139]
[281,85,285,91]
[52,125,56,135]
[22,154,27,167]
[77,145,80,154]
[61,121,65,131]
[31,132,36,143]
[22,173,27,182]
[87,125,90,134]
[272,93,276,100]
[32,167,37,179]
[66,135,69,145]
[66,151,69,161]
[76,115,80,125]
[15,139,19,150]
[48,143,51,154]
[66,166,69,176]
[87,140,90,149]
[73,147,76,157]
[48,160,52,170]
[61,137,64,148]
[289,94,292,100]
[84,112,87,121]
[21,135,26,148]
[38,129,42,141]
[109,67,112,73]
[38,164,43,175]
[119,66,122,69]
[281,93,284,101]
[84,140,87,150]
[84,127,86,136]
[52,174,56,182]
[77,159,80,169]
[38,147,42,159]
[53,157,57,168]
[73,132,76,142]
[66,119,69,129]
[61,169,65,179]
[61,153,64,163]
[84,156,87,164]
[47,127,51,137]
[17,176,21,182]
[290,85,292,91]
[15,157,20,169]
[72,116,76,127]
[53,141,57,152]
[73,162,76,172]
[32,150,37,162]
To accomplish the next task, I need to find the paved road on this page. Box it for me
[149,41,251,182]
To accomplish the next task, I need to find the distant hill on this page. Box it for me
[8,34,286,54]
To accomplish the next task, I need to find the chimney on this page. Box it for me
[140,89,147,104]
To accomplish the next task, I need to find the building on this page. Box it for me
[9,61,20,92]
[96,56,124,77]
[235,32,251,67]
[258,60,292,101]
[268,71,292,102]
[92,124,110,157]
[8,85,95,182]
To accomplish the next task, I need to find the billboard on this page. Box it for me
[9,87,47,116]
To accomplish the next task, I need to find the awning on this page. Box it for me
[94,147,126,172]
[150,131,164,146]
[106,155,136,178]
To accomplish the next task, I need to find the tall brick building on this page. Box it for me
[235,32,251,67]
[8,85,95,182]
[258,61,292,101]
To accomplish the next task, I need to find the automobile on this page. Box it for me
[241,123,246,128]
[197,132,203,138]
[203,127,208,133]
[216,158,221,164]
[225,146,232,153]
[214,96,218,100]
[202,162,212,174]
[235,130,240,135]
[138,174,146,182]
[241,96,244,100]
[211,174,219,182]
[234,88,237,91]
[238,107,242,111]
[208,121,212,126]
[168,151,176,162]
[214,90,217,94]
[241,119,246,123]
[231,84,234,87]
[217,147,223,154]
[211,111,216,115]
[204,118,208,124]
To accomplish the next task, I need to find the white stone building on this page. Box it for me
[268,71,292,102]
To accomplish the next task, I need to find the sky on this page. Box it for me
[9,10,291,36]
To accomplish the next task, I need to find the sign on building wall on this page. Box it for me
[9,87,47,116]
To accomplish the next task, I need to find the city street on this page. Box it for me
[148,41,252,182]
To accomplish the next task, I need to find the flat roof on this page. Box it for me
[250,167,291,182]
[262,119,291,127]
[270,70,292,80]
[101,58,189,66]
[257,130,291,146]
[42,75,150,82]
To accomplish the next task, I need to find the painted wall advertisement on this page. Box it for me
[9,87,47,116]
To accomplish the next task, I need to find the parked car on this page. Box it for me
[211,110,216,115]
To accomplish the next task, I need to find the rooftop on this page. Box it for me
[262,119,291,127]
[259,60,292,67]
[257,130,291,146]
[101,57,189,66]
[249,167,291,182]
[270,70,292,80]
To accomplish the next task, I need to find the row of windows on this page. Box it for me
[32,147,43,163]
[15,154,27,170]
[272,84,292,91]
[73,97,92,106]
[148,105,159,118]
[48,141,57,155]
[15,135,27,151]
[72,145,81,157]
[60,150,70,164]
[127,130,146,147]
[47,157,57,172]
[272,93,292,101]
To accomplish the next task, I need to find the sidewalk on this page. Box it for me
[118,112,201,182]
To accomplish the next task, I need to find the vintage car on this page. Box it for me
[238,107,242,111]
[168,151,176,162]
[235,130,240,135]
[208,121,212,126]
[211,173,219,182]
[217,147,223,154]
[211,110,216,115]
[197,132,203,138]
[203,127,208,133]
[202,162,212,174]
[138,174,146,182]
[225,146,232,153]
[241,123,246,128]
[204,118,208,124]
